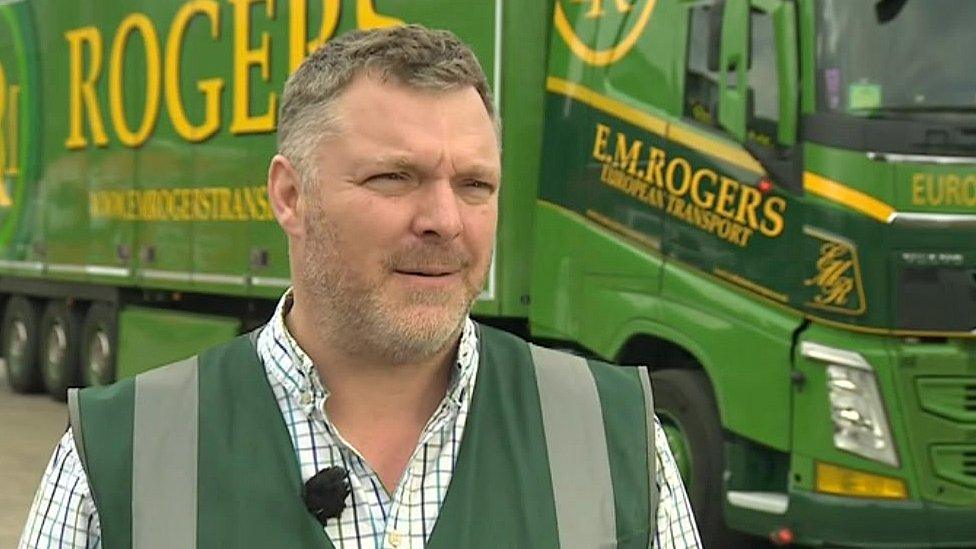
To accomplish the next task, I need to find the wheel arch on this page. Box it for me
[614,325,731,546]
[610,319,725,425]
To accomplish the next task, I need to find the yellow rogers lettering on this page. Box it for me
[64,0,399,150]
[166,0,224,143]
[590,123,785,247]
[689,168,717,209]
[714,177,738,219]
[665,157,691,196]
[87,185,274,221]
[760,196,787,237]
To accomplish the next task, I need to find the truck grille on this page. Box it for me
[930,445,976,490]
[896,266,976,332]
[916,377,976,424]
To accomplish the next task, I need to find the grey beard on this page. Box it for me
[299,223,480,365]
[310,277,473,365]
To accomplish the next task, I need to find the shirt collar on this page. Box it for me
[258,289,479,416]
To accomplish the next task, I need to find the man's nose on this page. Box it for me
[411,179,463,241]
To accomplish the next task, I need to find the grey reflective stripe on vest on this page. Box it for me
[637,367,659,546]
[529,344,617,549]
[66,388,90,475]
[133,356,199,549]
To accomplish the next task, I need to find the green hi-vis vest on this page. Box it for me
[67,324,658,548]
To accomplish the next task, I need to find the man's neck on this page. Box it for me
[285,296,460,490]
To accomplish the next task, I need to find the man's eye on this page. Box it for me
[467,180,496,192]
[460,180,497,201]
[363,172,416,192]
[367,172,407,182]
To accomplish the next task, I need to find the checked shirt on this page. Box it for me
[21,292,701,548]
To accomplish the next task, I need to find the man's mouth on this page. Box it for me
[394,268,459,277]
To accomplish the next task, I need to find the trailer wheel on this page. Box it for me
[39,300,82,401]
[650,368,726,547]
[80,303,117,387]
[2,296,42,393]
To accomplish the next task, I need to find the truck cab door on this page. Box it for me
[717,0,749,141]
[717,0,798,154]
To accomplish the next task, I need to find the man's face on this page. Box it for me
[296,74,499,363]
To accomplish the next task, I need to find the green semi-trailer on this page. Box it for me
[1,0,974,545]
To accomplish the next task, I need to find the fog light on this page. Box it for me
[815,461,907,499]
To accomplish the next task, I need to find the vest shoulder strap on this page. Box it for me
[129,356,199,549]
[70,332,329,549]
[68,353,201,549]
[528,343,659,548]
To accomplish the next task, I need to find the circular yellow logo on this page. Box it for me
[553,0,657,66]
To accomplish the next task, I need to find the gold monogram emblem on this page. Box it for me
[572,0,634,18]
[803,228,866,315]
[554,0,656,66]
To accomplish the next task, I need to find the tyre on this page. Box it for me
[80,302,118,387]
[650,368,727,547]
[2,295,42,393]
[39,300,83,401]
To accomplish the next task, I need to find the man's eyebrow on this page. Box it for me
[455,164,500,181]
[366,155,499,180]
[364,155,418,171]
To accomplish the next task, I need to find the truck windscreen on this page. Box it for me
[815,0,976,117]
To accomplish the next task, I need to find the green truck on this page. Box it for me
[1,0,974,545]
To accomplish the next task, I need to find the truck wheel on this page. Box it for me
[80,302,117,387]
[650,368,726,547]
[39,300,82,401]
[2,296,42,393]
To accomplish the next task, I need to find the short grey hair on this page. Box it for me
[277,24,497,190]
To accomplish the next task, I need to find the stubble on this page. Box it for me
[300,204,485,364]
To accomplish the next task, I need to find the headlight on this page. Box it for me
[800,342,899,467]
[825,364,899,466]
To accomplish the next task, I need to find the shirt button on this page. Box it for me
[388,531,402,547]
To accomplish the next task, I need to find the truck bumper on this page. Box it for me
[727,489,976,547]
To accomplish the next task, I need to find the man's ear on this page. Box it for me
[268,154,305,238]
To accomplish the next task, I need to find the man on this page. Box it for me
[22,25,700,548]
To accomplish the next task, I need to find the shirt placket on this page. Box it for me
[268,301,479,549]
[310,394,393,547]
[287,347,386,549]
[382,397,459,548]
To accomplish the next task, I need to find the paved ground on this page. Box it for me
[0,363,67,548]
